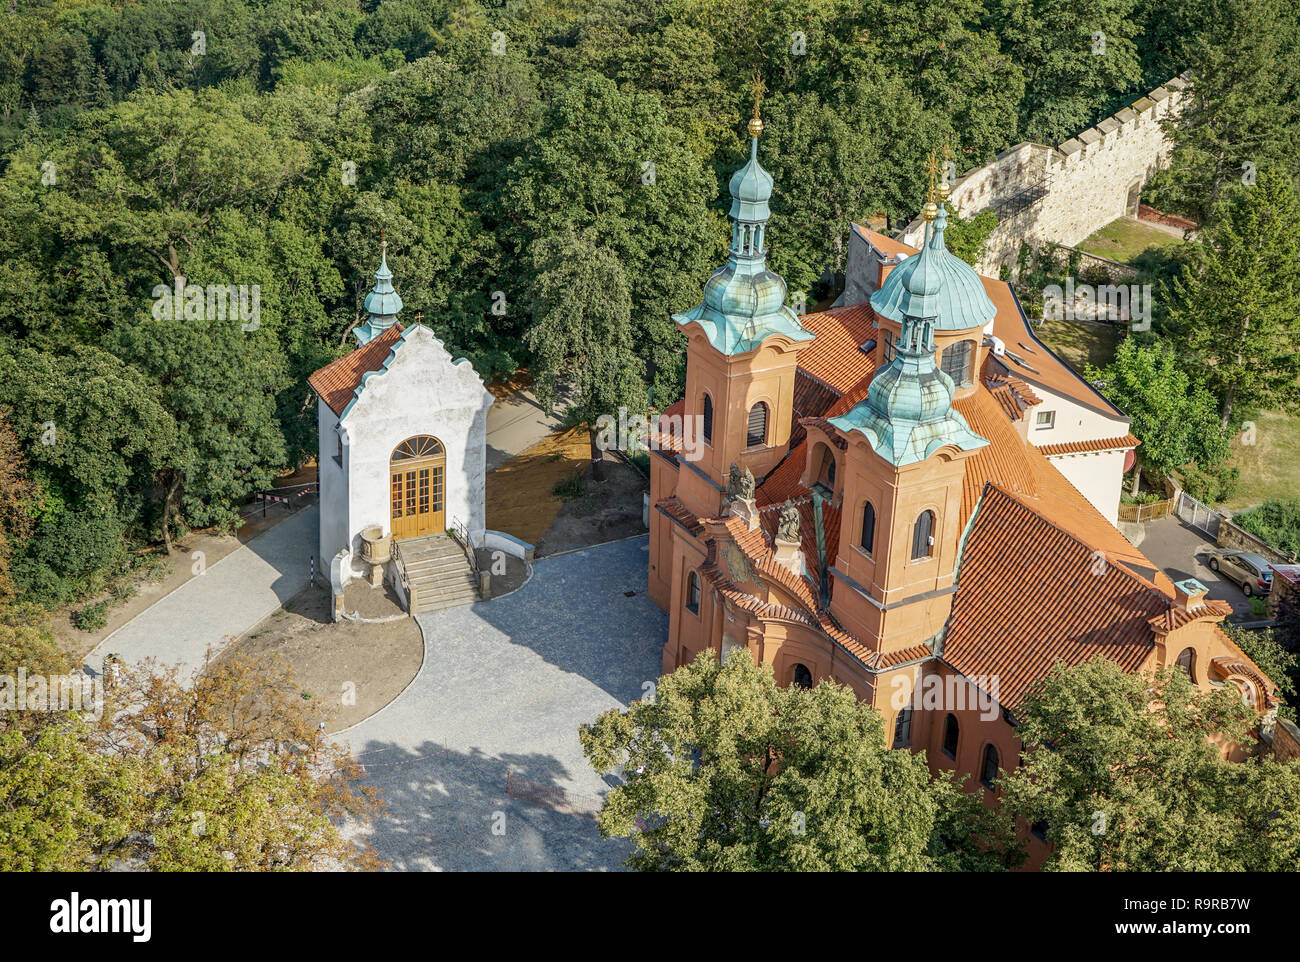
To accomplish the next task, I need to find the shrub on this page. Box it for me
[1233,499,1300,557]
[1180,462,1240,505]
[552,469,585,501]
[71,601,108,632]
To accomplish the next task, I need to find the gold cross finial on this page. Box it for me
[747,73,766,138]
[922,150,940,222]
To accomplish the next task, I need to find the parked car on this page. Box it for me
[1205,550,1274,597]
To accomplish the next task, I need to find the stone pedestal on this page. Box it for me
[727,496,761,531]
[772,538,804,576]
[368,563,384,588]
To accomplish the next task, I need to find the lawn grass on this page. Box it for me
[1033,316,1123,373]
[1223,409,1300,512]
[1076,217,1184,265]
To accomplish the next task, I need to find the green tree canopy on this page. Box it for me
[581,651,1020,870]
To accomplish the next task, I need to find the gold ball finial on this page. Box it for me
[922,200,939,223]
[748,116,765,138]
[936,180,951,202]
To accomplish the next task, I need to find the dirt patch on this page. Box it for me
[214,580,423,734]
[486,368,534,400]
[535,456,648,557]
[485,424,591,545]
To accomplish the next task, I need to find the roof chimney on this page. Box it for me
[1173,577,1209,612]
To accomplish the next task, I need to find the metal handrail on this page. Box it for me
[449,516,479,573]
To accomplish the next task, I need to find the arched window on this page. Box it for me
[940,340,974,387]
[942,713,959,759]
[686,571,701,615]
[702,394,713,444]
[746,402,768,448]
[812,443,836,492]
[981,744,1000,789]
[792,664,813,689]
[892,707,912,748]
[911,510,935,560]
[860,502,876,554]
[1175,646,1196,681]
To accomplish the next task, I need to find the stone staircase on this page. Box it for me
[396,532,480,615]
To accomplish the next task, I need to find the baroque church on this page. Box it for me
[647,105,1279,862]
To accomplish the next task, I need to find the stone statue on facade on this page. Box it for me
[727,462,755,501]
[776,499,801,544]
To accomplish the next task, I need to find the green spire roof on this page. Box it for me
[675,129,812,355]
[870,205,996,332]
[355,241,404,346]
[831,259,988,466]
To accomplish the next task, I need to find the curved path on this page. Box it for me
[84,506,319,680]
[336,536,666,871]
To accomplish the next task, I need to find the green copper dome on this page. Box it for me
[675,132,812,355]
[829,313,988,466]
[870,205,996,331]
[728,137,774,222]
[355,243,403,345]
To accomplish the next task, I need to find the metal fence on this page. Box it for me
[1177,490,1222,540]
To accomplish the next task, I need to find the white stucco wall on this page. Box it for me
[1046,448,1128,526]
[322,325,493,578]
[317,397,349,573]
[1026,388,1128,446]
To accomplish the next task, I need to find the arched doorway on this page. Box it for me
[390,435,445,539]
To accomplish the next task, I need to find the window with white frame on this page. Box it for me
[1035,410,1055,430]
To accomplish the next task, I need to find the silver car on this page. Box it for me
[1206,550,1274,597]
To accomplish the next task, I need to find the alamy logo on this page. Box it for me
[1042,278,1152,331]
[151,280,261,331]
[890,673,1001,722]
[594,407,706,462]
[50,893,151,942]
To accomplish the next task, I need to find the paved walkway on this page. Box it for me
[84,506,320,679]
[337,536,666,871]
[486,387,566,472]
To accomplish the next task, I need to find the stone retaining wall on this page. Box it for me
[900,72,1192,277]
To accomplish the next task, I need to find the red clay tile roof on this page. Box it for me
[308,325,404,416]
[942,485,1168,710]
[953,390,1040,523]
[655,496,703,536]
[1038,433,1142,456]
[853,223,916,258]
[1147,599,1233,634]
[796,303,878,394]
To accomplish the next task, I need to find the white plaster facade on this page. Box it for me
[1021,387,1132,526]
[316,324,493,580]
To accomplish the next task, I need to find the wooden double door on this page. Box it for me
[390,436,445,540]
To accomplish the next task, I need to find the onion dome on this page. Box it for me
[355,240,404,345]
[674,109,812,355]
[869,204,995,331]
